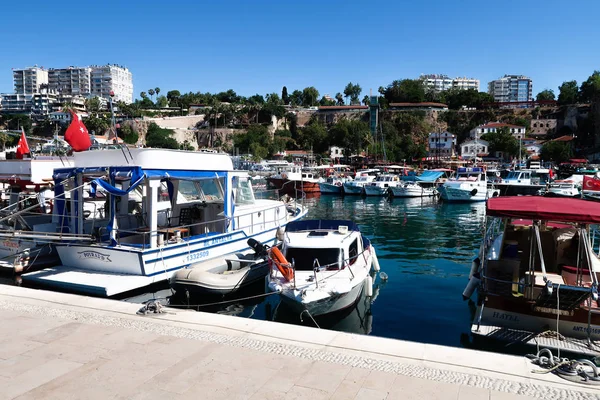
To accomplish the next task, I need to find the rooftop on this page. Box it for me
[318,105,368,110]
[478,122,524,129]
[389,102,448,108]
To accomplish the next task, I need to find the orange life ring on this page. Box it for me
[269,247,294,282]
[335,182,342,187]
[281,173,288,179]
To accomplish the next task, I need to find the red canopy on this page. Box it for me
[487,196,600,224]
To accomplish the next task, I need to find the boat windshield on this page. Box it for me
[285,247,342,270]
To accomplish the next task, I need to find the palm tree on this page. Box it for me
[148,89,155,101]
[140,92,147,99]
[155,87,160,98]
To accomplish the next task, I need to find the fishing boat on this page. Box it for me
[390,170,449,198]
[464,196,600,357]
[343,169,379,195]
[22,148,307,297]
[267,220,380,316]
[494,162,552,196]
[363,174,400,196]
[267,165,322,197]
[438,167,499,202]
[538,176,581,198]
[319,176,352,194]
[170,238,270,296]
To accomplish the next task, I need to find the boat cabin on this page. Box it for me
[453,167,486,182]
[282,220,368,271]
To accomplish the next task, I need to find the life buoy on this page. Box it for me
[269,247,294,282]
[335,182,342,187]
[281,173,288,179]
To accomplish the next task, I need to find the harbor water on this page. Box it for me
[126,195,485,349]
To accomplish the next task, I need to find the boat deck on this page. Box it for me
[22,267,158,297]
[472,323,600,357]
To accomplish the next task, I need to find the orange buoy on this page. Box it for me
[269,247,294,282]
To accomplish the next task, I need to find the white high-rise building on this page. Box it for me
[420,74,480,92]
[90,64,133,104]
[12,66,48,95]
[48,66,92,97]
[488,75,533,103]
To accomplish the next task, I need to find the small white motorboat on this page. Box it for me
[267,220,380,316]
[363,174,400,196]
[170,239,270,296]
[390,182,437,198]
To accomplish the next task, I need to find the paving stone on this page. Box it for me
[355,387,389,400]
[458,385,490,400]
[296,360,351,393]
[362,370,397,392]
[0,339,44,360]
[285,385,331,400]
[388,375,460,400]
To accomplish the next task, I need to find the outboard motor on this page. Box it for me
[247,238,268,258]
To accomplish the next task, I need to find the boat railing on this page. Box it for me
[304,247,369,285]
[107,202,290,249]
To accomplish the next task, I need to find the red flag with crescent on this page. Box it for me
[583,175,600,191]
[64,111,91,152]
[16,128,30,159]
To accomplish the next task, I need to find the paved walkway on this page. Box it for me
[0,285,597,400]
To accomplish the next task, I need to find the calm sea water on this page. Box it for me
[126,195,486,348]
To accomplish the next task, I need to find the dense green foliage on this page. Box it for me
[145,123,178,149]
[481,127,520,159]
[540,141,573,162]
[536,89,555,101]
[558,81,579,105]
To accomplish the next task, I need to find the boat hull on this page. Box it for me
[390,185,436,198]
[268,178,321,196]
[343,183,365,195]
[439,184,498,202]
[363,186,389,196]
[279,278,366,316]
[319,182,343,194]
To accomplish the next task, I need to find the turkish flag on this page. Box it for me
[16,128,30,159]
[583,175,600,192]
[65,111,91,152]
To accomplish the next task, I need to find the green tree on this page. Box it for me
[154,87,160,98]
[481,127,520,159]
[32,119,56,137]
[233,124,271,156]
[540,141,573,163]
[299,121,329,153]
[319,96,335,106]
[330,118,370,156]
[84,116,110,135]
[84,97,102,115]
[579,71,600,103]
[302,87,319,107]
[362,95,370,106]
[179,140,194,151]
[145,122,179,149]
[156,95,168,108]
[557,80,579,105]
[335,92,344,106]
[0,133,9,151]
[3,114,32,133]
[148,88,155,101]
[290,90,303,106]
[166,90,181,106]
[442,88,493,110]
[536,89,555,101]
[140,91,148,99]
[383,79,426,103]
[120,124,139,145]
[343,82,362,105]
[282,86,289,105]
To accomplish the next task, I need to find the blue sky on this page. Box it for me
[1,0,599,100]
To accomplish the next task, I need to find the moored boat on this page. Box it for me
[170,238,270,296]
[363,174,400,196]
[343,169,378,195]
[267,220,380,316]
[22,148,307,297]
[438,167,499,202]
[465,196,600,357]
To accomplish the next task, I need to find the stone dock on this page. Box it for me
[0,285,597,400]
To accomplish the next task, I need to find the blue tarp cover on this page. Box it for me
[415,171,444,182]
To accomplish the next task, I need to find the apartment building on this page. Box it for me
[487,75,533,102]
[420,74,480,92]
[90,64,133,103]
[48,66,92,96]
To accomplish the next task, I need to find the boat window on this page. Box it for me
[234,177,255,205]
[177,180,202,202]
[285,247,342,271]
[348,239,359,265]
[198,178,224,201]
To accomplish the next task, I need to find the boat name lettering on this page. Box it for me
[572,326,600,335]
[2,240,19,249]
[205,235,233,246]
[186,250,209,262]
[492,311,519,322]
[77,251,112,263]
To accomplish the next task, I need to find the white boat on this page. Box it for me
[170,238,270,296]
[465,196,600,357]
[363,174,400,196]
[22,148,307,297]
[438,167,499,202]
[319,176,352,194]
[343,169,379,195]
[540,177,581,198]
[390,182,437,198]
[267,220,379,316]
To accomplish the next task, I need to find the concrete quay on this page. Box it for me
[0,285,597,400]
